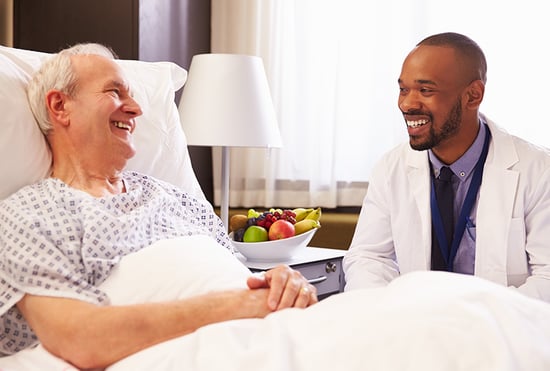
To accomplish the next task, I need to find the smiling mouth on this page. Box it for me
[406,119,428,128]
[112,121,132,131]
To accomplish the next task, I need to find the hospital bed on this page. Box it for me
[1,45,550,371]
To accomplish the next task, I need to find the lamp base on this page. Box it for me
[220,146,230,232]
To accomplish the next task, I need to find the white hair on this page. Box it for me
[27,43,116,135]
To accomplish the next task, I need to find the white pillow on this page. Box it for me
[0,49,52,197]
[99,235,251,304]
[0,45,205,200]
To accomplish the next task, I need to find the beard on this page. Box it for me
[409,99,462,151]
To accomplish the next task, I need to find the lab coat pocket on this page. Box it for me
[506,217,528,282]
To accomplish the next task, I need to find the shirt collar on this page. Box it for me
[429,118,487,182]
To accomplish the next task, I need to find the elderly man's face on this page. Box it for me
[63,55,142,170]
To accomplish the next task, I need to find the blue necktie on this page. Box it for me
[431,166,454,271]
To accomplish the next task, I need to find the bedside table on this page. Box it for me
[239,247,346,300]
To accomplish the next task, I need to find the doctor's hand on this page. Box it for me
[247,264,318,311]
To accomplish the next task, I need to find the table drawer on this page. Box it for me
[294,258,344,299]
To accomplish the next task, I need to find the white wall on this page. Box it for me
[0,0,13,46]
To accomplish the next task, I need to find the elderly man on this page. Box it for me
[0,44,317,369]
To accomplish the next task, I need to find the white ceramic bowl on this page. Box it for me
[230,228,317,262]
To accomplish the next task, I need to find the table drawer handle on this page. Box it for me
[308,276,328,285]
[325,261,337,273]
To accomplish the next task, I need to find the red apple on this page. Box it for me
[268,219,296,240]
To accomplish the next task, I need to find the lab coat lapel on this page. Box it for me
[475,119,519,285]
[405,148,432,270]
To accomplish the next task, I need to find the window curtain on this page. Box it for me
[210,0,550,209]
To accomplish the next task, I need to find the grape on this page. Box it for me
[279,209,297,224]
[249,208,298,230]
[283,209,296,218]
[234,227,246,242]
[246,217,258,227]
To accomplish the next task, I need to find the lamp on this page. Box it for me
[178,53,282,231]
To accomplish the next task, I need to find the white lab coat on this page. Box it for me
[343,117,550,302]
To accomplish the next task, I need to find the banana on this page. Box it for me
[294,219,321,235]
[293,207,313,222]
[305,207,322,222]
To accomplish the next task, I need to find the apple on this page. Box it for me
[243,225,269,242]
[268,219,296,240]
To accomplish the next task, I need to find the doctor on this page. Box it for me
[343,32,550,302]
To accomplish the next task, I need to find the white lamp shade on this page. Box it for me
[178,53,282,148]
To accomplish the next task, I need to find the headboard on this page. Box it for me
[0,45,204,201]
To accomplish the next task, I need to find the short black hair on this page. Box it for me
[418,32,487,84]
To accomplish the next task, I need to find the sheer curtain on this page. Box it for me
[210,0,550,209]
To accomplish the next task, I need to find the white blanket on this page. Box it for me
[2,236,550,371]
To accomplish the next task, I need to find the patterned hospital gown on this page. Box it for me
[0,171,231,355]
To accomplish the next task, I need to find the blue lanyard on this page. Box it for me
[430,126,491,271]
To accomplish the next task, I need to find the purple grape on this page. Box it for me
[234,227,246,242]
[246,217,258,227]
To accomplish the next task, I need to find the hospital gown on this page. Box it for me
[0,171,230,355]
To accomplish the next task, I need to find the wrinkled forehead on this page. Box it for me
[71,54,130,90]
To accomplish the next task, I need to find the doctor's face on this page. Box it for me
[397,45,469,152]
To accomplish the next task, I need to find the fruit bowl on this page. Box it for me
[230,228,317,262]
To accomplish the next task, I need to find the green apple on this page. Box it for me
[243,225,269,242]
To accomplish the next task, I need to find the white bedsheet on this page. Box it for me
[1,237,550,371]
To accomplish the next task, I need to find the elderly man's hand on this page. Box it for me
[246,265,318,311]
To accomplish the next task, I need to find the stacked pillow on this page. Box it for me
[0,45,204,200]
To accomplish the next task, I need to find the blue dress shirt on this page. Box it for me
[428,120,488,274]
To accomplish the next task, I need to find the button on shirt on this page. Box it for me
[428,121,488,274]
